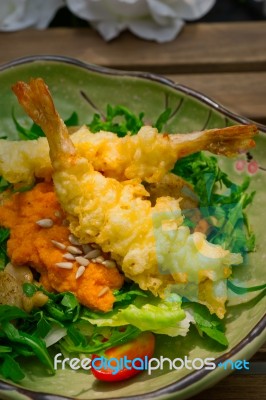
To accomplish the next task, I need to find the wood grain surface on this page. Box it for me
[0,21,265,399]
[1,22,266,73]
[166,72,266,124]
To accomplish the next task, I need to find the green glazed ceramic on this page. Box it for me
[0,56,265,400]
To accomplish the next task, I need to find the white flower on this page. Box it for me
[0,0,64,31]
[66,0,216,42]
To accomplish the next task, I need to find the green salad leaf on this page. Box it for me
[0,354,25,382]
[88,104,172,136]
[88,105,144,137]
[173,152,255,255]
[0,345,12,353]
[82,292,190,337]
[64,111,79,127]
[0,316,54,376]
[11,110,79,141]
[0,177,12,193]
[23,283,80,323]
[60,324,141,355]
[0,305,29,322]
[12,108,43,140]
[0,227,10,270]
[2,321,54,371]
[113,283,148,305]
[12,103,172,141]
[185,302,228,347]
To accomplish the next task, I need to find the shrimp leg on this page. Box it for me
[170,124,257,158]
[12,78,76,164]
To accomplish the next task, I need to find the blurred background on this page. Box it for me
[50,0,265,28]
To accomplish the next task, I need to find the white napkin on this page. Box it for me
[67,0,216,42]
[0,0,216,42]
[0,0,64,31]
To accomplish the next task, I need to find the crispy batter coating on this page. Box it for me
[0,124,257,185]
[0,182,124,312]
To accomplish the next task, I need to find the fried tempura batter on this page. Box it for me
[0,123,257,186]
[11,78,250,318]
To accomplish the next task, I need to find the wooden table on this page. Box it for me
[1,21,266,125]
[0,21,265,400]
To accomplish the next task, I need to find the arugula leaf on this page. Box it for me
[61,292,79,310]
[0,345,12,353]
[60,325,141,355]
[198,326,228,346]
[185,302,228,347]
[9,343,35,357]
[113,283,147,305]
[0,354,25,382]
[88,104,172,136]
[0,227,10,270]
[0,305,29,322]
[22,284,81,322]
[1,321,54,373]
[0,177,12,193]
[12,110,79,140]
[173,152,255,255]
[67,324,87,347]
[45,292,80,323]
[12,182,35,193]
[88,105,144,137]
[12,108,41,140]
[0,176,34,198]
[35,312,52,339]
[0,228,10,243]
[64,111,79,127]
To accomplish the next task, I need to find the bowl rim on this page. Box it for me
[0,55,265,400]
[1,55,266,134]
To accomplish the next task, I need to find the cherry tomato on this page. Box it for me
[91,331,155,382]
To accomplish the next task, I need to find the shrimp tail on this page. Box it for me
[12,78,76,164]
[170,124,258,158]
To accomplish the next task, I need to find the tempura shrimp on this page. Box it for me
[0,110,257,185]
[12,78,244,318]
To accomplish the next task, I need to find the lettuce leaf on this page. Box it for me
[82,293,192,337]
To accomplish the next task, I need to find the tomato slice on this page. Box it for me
[91,331,155,382]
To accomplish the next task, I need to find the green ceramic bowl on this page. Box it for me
[0,56,265,400]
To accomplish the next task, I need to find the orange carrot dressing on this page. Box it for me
[0,182,124,312]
